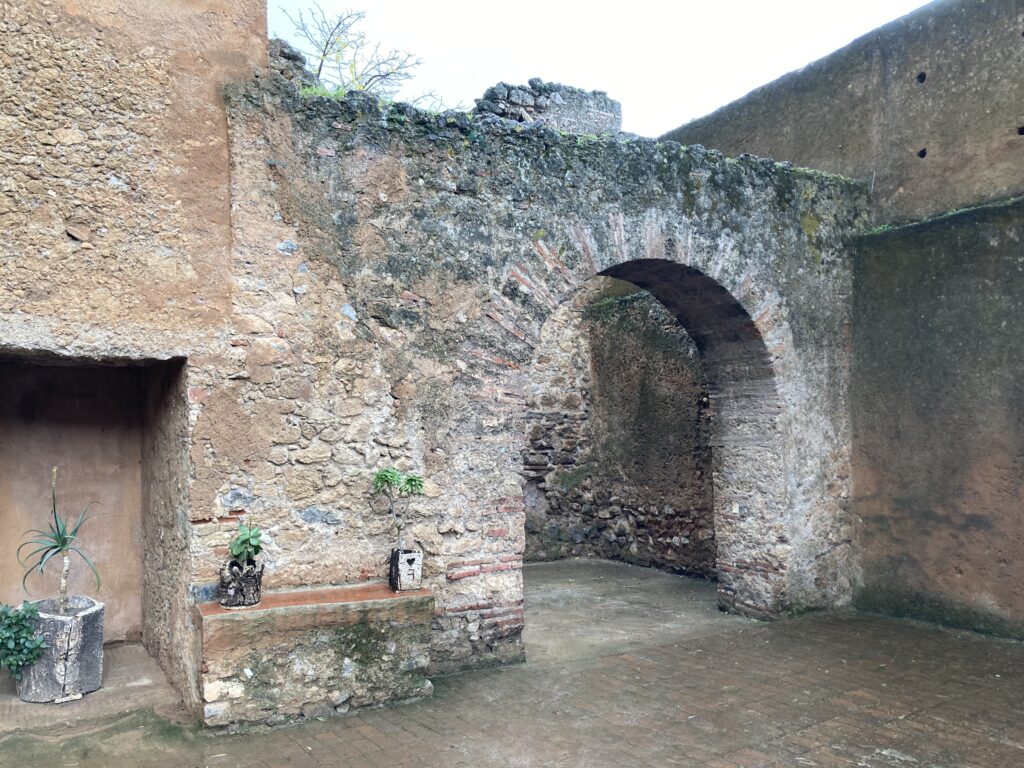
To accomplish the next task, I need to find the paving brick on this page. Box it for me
[4,562,1024,767]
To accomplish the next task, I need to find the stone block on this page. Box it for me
[197,584,434,726]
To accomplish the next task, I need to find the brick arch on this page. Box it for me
[223,81,867,670]
[595,258,788,616]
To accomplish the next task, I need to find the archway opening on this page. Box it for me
[524,276,715,577]
[522,259,787,627]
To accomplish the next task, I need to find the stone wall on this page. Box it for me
[140,360,198,711]
[0,0,265,340]
[0,0,266,710]
[1,3,869,721]
[851,199,1024,638]
[222,56,866,648]
[475,79,622,134]
[198,586,434,729]
[658,0,1024,641]
[524,279,715,577]
[662,0,1024,224]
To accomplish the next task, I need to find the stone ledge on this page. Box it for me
[197,581,432,617]
[196,583,434,728]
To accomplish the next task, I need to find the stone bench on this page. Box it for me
[197,583,434,728]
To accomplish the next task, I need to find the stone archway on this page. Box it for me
[226,80,866,673]
[523,258,789,617]
[596,259,788,616]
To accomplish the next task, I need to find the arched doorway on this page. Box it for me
[523,259,789,617]
[524,276,715,576]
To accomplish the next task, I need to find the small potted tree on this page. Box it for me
[372,467,425,591]
[218,522,265,608]
[16,467,103,703]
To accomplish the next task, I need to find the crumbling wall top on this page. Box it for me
[267,40,622,136]
[474,79,622,135]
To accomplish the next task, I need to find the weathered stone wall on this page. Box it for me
[660,0,1024,640]
[1,3,869,721]
[851,199,1024,638]
[475,79,622,134]
[198,586,434,729]
[140,360,198,711]
[0,0,265,710]
[662,0,1024,224]
[0,0,265,339]
[524,279,715,577]
[222,57,867,652]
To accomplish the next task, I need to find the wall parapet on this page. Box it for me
[474,79,622,135]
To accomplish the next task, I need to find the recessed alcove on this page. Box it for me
[0,353,193,706]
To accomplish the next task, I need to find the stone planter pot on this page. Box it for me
[389,548,423,591]
[219,558,265,608]
[16,596,104,703]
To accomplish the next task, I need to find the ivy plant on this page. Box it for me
[372,468,424,551]
[0,602,47,681]
[228,523,263,565]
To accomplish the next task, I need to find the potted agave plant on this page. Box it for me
[218,522,265,608]
[16,467,103,703]
[372,467,425,591]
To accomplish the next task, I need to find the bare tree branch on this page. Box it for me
[281,3,363,83]
[282,4,462,109]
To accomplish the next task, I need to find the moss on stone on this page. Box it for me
[551,463,593,493]
[800,212,823,263]
[800,211,821,240]
[333,619,388,665]
[0,707,199,763]
[854,584,1024,640]
[855,195,1024,239]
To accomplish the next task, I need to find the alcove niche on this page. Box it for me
[0,353,191,693]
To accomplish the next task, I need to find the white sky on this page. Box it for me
[269,1,932,137]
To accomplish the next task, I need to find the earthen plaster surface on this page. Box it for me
[664,0,1024,223]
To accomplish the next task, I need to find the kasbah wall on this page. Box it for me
[665,0,1024,638]
[3,0,1017,729]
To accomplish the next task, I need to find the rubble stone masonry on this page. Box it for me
[1,3,868,725]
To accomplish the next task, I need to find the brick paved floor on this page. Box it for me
[2,560,1023,767]
[0,643,179,736]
